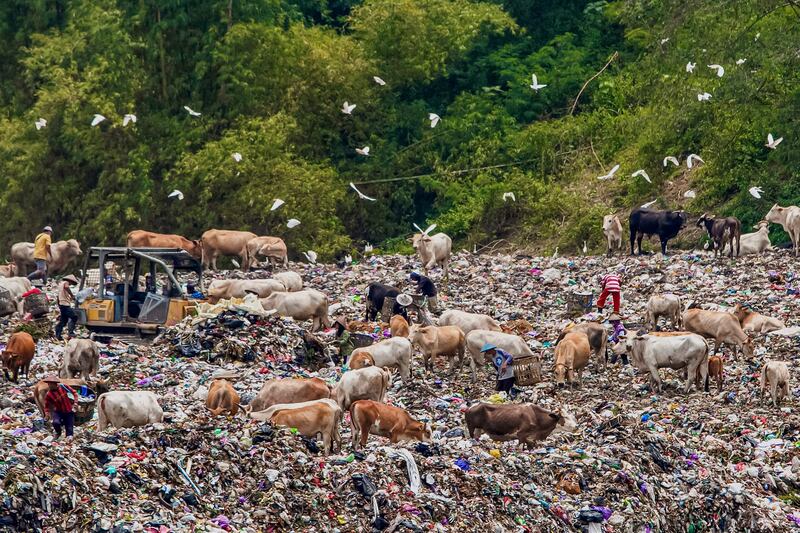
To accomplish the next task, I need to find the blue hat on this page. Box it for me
[409,272,420,280]
[480,343,497,353]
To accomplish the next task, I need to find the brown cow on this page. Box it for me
[682,308,754,357]
[390,314,410,338]
[556,321,607,368]
[243,236,288,271]
[465,403,578,449]
[126,230,202,260]
[349,400,431,449]
[0,264,17,278]
[206,379,240,416]
[553,331,591,387]
[201,229,257,270]
[2,332,35,382]
[348,351,374,370]
[247,377,331,414]
[408,324,465,373]
[697,214,741,258]
[732,304,785,334]
[33,378,110,417]
[250,399,342,454]
[706,355,723,393]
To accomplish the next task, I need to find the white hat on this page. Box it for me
[43,226,53,232]
[396,293,413,306]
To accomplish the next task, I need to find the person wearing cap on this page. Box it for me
[28,226,53,283]
[597,268,622,315]
[55,275,80,340]
[43,375,76,439]
[409,272,438,313]
[393,293,412,322]
[334,317,353,364]
[480,343,516,395]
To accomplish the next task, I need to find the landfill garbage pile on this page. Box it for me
[1,249,800,532]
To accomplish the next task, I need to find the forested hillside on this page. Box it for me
[0,0,797,260]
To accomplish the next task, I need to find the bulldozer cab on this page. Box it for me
[76,247,204,335]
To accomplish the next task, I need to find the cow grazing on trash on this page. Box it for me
[97,391,164,431]
[259,289,331,331]
[722,221,771,256]
[333,366,391,410]
[646,294,682,330]
[556,322,607,367]
[11,239,82,276]
[273,271,303,292]
[348,351,374,370]
[765,204,800,257]
[206,379,241,417]
[2,332,35,383]
[250,399,342,454]
[243,236,288,270]
[464,330,541,383]
[207,279,285,303]
[33,377,109,417]
[347,337,412,381]
[465,403,577,449]
[0,277,33,314]
[628,208,687,255]
[697,213,741,258]
[602,215,623,256]
[732,304,785,334]
[760,361,790,407]
[200,229,257,270]
[411,231,452,278]
[626,332,709,393]
[682,308,754,357]
[349,400,431,450]
[439,309,502,336]
[364,282,401,322]
[408,324,465,374]
[704,355,724,393]
[247,377,331,413]
[390,314,410,338]
[126,230,202,260]
[59,338,99,380]
[554,331,591,387]
[0,264,17,278]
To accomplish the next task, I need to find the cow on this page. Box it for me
[602,215,623,257]
[0,264,17,278]
[33,378,110,417]
[2,332,35,382]
[206,379,240,416]
[11,239,82,276]
[348,337,412,381]
[0,277,33,314]
[200,229,258,270]
[411,232,452,278]
[390,314,410,338]
[721,221,771,256]
[697,214,741,258]
[732,304,785,334]
[556,322,607,367]
[626,332,709,393]
[125,230,202,260]
[408,324,465,373]
[553,331,591,387]
[464,330,540,383]
[646,294,682,330]
[250,399,342,454]
[365,282,401,322]
[760,361,790,407]
[333,366,391,410]
[628,208,687,255]
[348,351,374,370]
[765,204,800,257]
[242,236,288,270]
[207,279,286,304]
[465,403,577,449]
[59,338,99,380]
[438,310,502,335]
[349,400,431,450]
[247,377,331,413]
[273,271,303,292]
[260,289,330,331]
[97,391,164,431]
[704,355,724,393]
[682,308,754,357]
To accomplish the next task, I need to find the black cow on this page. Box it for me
[629,208,688,255]
[365,282,401,321]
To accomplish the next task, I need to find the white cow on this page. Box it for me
[259,289,330,331]
[60,338,100,379]
[626,333,709,393]
[760,361,790,407]
[412,232,452,277]
[438,310,502,335]
[348,337,412,381]
[765,204,800,257]
[207,279,285,303]
[602,215,623,257]
[0,277,33,314]
[721,221,771,256]
[11,239,82,276]
[273,271,303,292]
[97,391,164,431]
[645,294,682,330]
[464,329,540,382]
[333,366,391,410]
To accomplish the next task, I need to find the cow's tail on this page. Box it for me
[97,394,108,431]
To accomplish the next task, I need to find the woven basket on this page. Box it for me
[512,355,542,387]
[23,293,49,317]
[352,333,374,349]
[74,392,97,426]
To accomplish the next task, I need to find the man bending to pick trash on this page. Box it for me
[597,267,623,315]
[43,375,76,439]
[481,343,517,397]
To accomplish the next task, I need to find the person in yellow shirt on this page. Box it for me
[28,226,53,283]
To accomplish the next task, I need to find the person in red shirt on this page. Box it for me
[43,375,76,439]
[597,270,622,315]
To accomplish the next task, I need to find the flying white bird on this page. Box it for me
[91,114,106,127]
[270,198,284,211]
[736,58,747,65]
[707,64,724,77]
[232,152,242,162]
[683,190,696,198]
[303,251,318,264]
[686,62,696,73]
[349,182,376,201]
[341,101,356,115]
[429,113,440,128]
[686,153,704,169]
[641,199,658,209]
[287,218,301,229]
[168,189,184,201]
[582,241,588,254]
[529,74,547,91]
[765,133,783,149]
[373,76,386,86]
[34,118,47,130]
[631,169,651,183]
[355,146,370,156]
[122,114,137,127]
[596,164,620,181]
[502,192,516,202]
[755,32,761,41]
[364,243,373,254]
[231,259,240,268]
[697,92,712,102]
[183,106,201,116]
[749,186,763,199]
[660,38,670,44]
[663,156,680,167]
[413,223,437,236]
